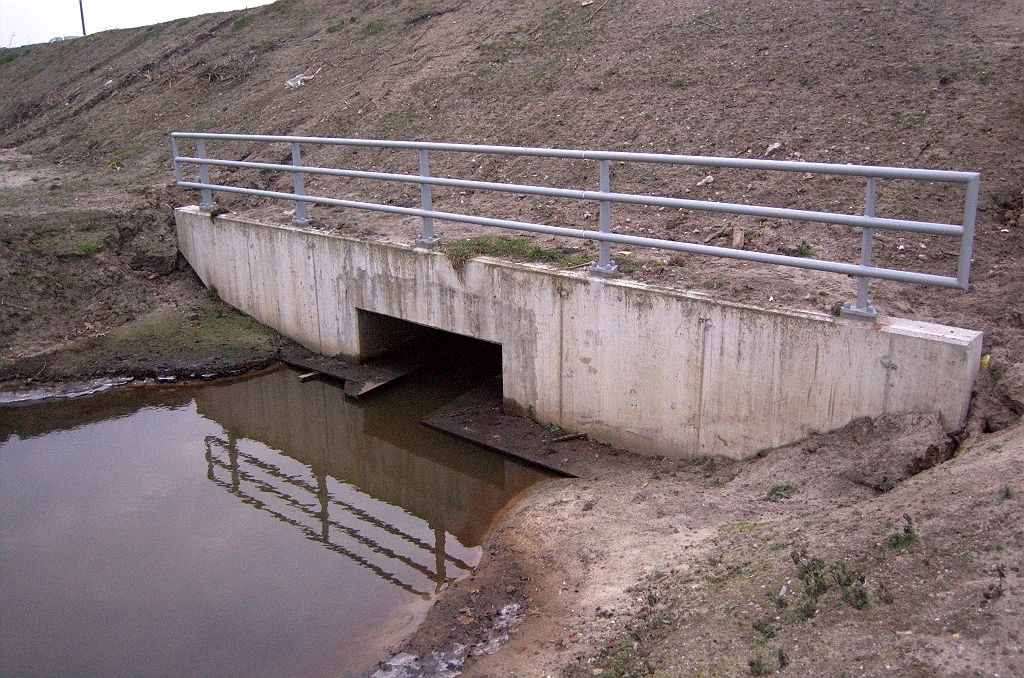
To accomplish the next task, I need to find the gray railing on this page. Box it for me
[170,132,980,320]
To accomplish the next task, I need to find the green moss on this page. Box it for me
[109,301,277,363]
[444,235,591,277]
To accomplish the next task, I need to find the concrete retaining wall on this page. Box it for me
[176,207,983,460]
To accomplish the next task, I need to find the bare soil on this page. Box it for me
[408,414,1024,678]
[1,0,1023,675]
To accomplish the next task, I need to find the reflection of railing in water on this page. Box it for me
[204,435,474,599]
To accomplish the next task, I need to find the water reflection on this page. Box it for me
[205,433,471,599]
[1,361,552,677]
[194,366,549,602]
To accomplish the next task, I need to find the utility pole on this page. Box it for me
[79,0,86,36]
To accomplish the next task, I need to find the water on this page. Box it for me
[0,357,552,677]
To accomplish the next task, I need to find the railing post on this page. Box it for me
[196,138,216,212]
[416,149,438,246]
[589,159,617,276]
[291,142,309,224]
[170,136,182,184]
[956,175,980,291]
[841,177,879,321]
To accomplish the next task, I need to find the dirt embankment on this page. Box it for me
[406,411,1024,678]
[1,0,1023,376]
[1,0,1024,676]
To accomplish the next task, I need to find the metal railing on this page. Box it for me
[171,132,980,320]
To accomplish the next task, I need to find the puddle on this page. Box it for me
[0,360,553,677]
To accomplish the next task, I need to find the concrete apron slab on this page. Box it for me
[175,207,982,461]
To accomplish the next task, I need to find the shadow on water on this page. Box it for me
[0,336,554,677]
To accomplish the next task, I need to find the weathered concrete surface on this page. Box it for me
[176,207,983,460]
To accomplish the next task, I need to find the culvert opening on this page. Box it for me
[356,308,502,388]
[355,310,572,478]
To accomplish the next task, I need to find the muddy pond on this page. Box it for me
[0,347,553,677]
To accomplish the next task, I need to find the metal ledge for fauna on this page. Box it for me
[170,132,980,321]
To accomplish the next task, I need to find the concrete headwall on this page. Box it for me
[176,207,982,460]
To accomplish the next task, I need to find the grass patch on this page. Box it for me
[0,49,24,67]
[109,300,277,363]
[1001,485,1014,500]
[444,235,590,277]
[326,22,345,33]
[778,240,815,258]
[768,482,797,502]
[695,455,717,475]
[752,620,776,643]
[595,635,651,678]
[232,15,254,31]
[749,655,773,676]
[362,19,388,35]
[786,549,873,622]
[74,241,102,255]
[887,514,918,550]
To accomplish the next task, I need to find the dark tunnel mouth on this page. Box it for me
[356,308,502,379]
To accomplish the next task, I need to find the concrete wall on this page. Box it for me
[176,207,983,461]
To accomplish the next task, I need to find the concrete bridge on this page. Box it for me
[175,206,981,461]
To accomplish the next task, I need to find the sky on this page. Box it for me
[1,0,273,48]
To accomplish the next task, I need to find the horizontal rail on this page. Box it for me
[172,132,979,183]
[171,132,981,310]
[177,180,964,289]
[174,156,964,237]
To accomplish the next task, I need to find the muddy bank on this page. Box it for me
[386,403,1023,678]
[0,196,290,389]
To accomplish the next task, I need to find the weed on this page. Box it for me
[888,514,918,550]
[749,655,773,676]
[778,649,789,669]
[363,19,387,35]
[989,444,1002,451]
[444,235,590,277]
[977,72,992,85]
[768,483,797,502]
[695,455,718,474]
[232,15,254,31]
[595,635,650,678]
[789,550,873,620]
[1001,485,1014,500]
[752,620,776,643]
[75,241,101,255]
[779,240,815,257]
[326,23,344,33]
[648,569,665,582]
